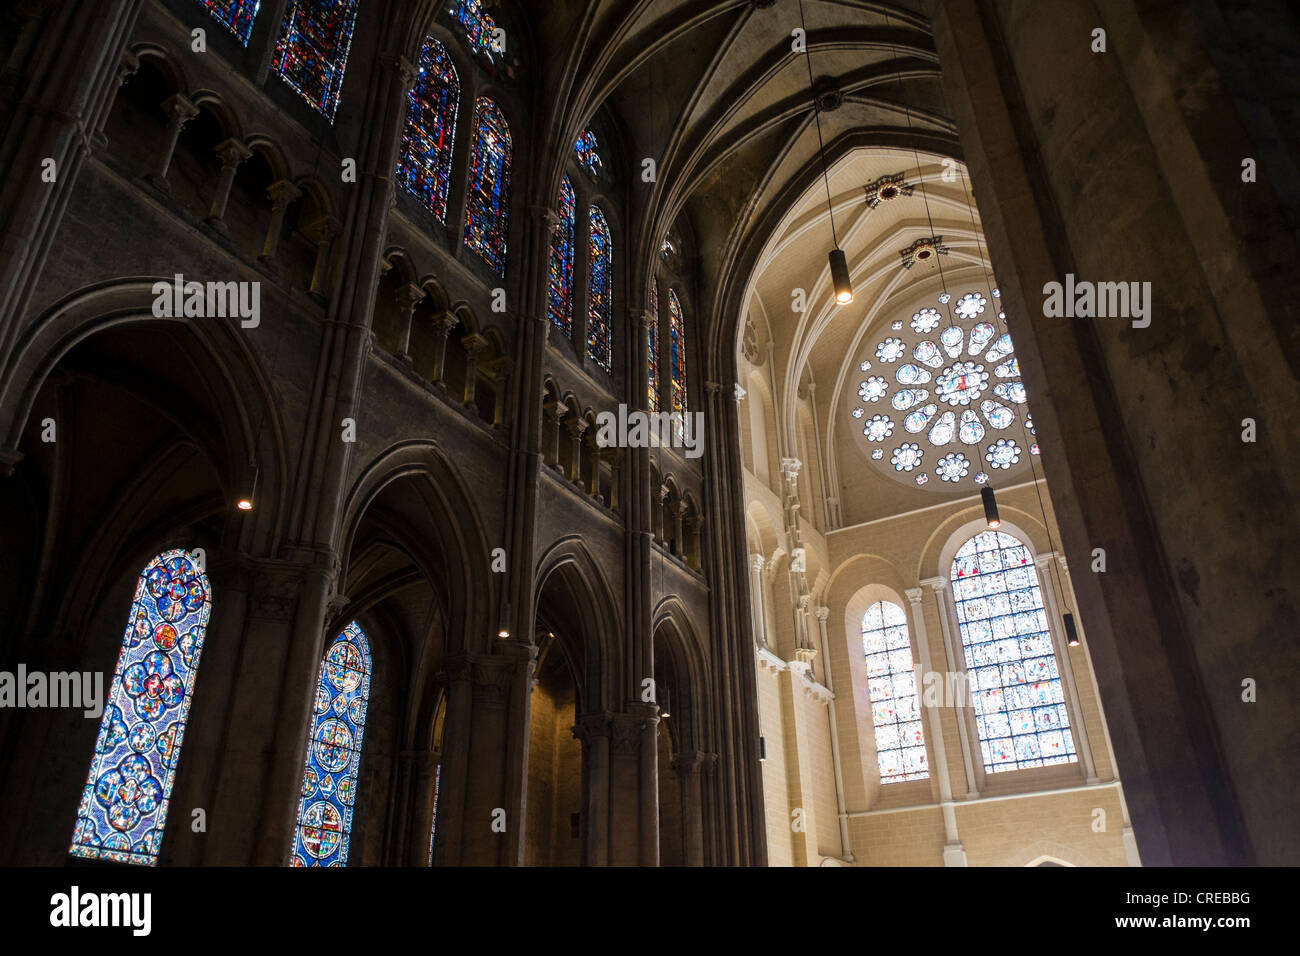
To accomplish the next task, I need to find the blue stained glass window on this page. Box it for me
[647,280,660,412]
[547,176,575,337]
[574,128,602,178]
[669,289,688,414]
[397,37,460,222]
[70,550,212,866]
[464,97,512,276]
[455,0,499,60]
[291,621,371,866]
[862,601,929,782]
[198,0,261,45]
[587,205,613,371]
[950,530,1077,773]
[271,0,361,120]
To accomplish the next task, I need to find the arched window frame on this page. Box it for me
[586,202,613,371]
[668,288,689,415]
[860,599,930,783]
[270,0,362,121]
[197,0,261,46]
[70,549,213,866]
[290,620,373,866]
[934,519,1091,786]
[397,36,461,223]
[463,96,512,277]
[547,175,576,337]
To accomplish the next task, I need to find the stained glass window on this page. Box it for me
[291,621,372,866]
[70,550,212,866]
[547,176,575,337]
[574,128,602,178]
[851,290,1030,490]
[669,289,688,414]
[587,205,613,372]
[862,601,928,782]
[455,0,499,60]
[647,281,660,412]
[950,530,1077,773]
[464,97,512,276]
[397,37,460,222]
[197,0,260,45]
[271,0,361,120]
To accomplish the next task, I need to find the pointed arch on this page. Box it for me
[647,277,661,412]
[70,549,212,865]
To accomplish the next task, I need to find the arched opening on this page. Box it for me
[524,626,583,866]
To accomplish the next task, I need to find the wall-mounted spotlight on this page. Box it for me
[981,486,1001,529]
[497,600,511,639]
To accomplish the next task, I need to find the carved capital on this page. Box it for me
[905,587,925,606]
[160,92,199,125]
[214,137,253,168]
[266,178,303,209]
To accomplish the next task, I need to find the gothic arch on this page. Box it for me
[533,535,621,711]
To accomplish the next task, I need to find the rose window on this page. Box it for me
[850,291,1035,489]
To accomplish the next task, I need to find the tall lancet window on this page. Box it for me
[951,530,1077,773]
[464,97,512,276]
[197,0,260,45]
[547,176,576,337]
[587,205,613,371]
[70,550,212,865]
[862,601,928,782]
[291,621,372,866]
[271,0,361,120]
[397,37,460,222]
[669,289,688,414]
[647,280,660,412]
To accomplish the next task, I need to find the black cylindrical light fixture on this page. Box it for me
[236,462,258,512]
[497,600,511,639]
[829,248,853,304]
[1063,612,1080,647]
[758,735,767,761]
[981,486,1001,529]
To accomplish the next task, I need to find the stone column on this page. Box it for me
[260,178,303,264]
[305,215,342,298]
[672,751,706,866]
[749,554,767,648]
[204,138,253,232]
[460,332,487,407]
[906,587,967,865]
[430,312,459,386]
[573,713,611,866]
[564,415,587,484]
[394,282,424,361]
[1034,553,1097,783]
[671,500,687,558]
[542,400,564,469]
[146,93,198,190]
[924,576,979,797]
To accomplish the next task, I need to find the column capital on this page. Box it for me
[750,553,765,572]
[734,382,747,404]
[214,137,253,167]
[528,203,561,229]
[380,52,418,88]
[160,92,199,123]
[434,311,460,335]
[905,586,925,605]
[305,215,343,243]
[633,308,655,329]
[266,178,303,208]
[814,604,830,623]
[921,575,948,594]
[461,331,489,355]
[117,50,141,86]
[396,281,424,312]
[564,416,588,439]
[780,457,802,483]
